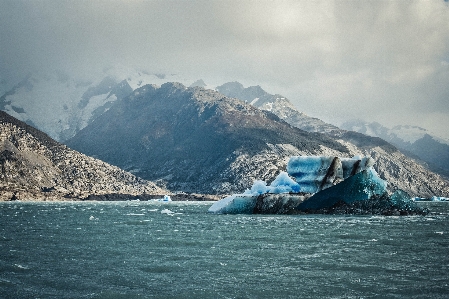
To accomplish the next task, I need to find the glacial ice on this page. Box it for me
[208,194,258,214]
[287,156,374,193]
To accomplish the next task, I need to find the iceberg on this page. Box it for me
[209,155,428,215]
[152,195,172,202]
[207,193,307,214]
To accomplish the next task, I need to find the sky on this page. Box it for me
[1,0,449,139]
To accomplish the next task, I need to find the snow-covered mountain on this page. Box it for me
[216,82,339,134]
[0,68,199,142]
[341,120,449,177]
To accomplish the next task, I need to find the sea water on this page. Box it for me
[1,201,448,299]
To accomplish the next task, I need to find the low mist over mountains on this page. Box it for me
[0,69,189,142]
[0,110,163,201]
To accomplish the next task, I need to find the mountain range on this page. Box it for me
[1,71,449,199]
[216,82,339,134]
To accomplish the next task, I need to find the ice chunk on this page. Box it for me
[244,180,269,196]
[161,209,174,215]
[287,156,375,193]
[152,195,172,202]
[268,171,300,194]
[430,196,448,201]
[208,194,257,214]
[287,156,342,193]
[296,168,387,211]
[243,172,300,196]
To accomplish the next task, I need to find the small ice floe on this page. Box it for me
[153,195,172,202]
[89,215,99,221]
[435,231,444,235]
[161,209,174,215]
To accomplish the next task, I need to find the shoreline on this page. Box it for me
[0,192,224,202]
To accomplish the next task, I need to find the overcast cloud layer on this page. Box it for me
[1,0,449,138]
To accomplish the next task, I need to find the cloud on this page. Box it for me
[1,0,448,137]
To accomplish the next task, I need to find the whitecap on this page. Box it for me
[14,264,29,270]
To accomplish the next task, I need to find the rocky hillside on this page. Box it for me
[0,110,164,201]
[67,83,449,197]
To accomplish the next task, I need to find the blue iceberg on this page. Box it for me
[209,155,427,215]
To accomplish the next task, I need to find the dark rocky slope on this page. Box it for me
[0,110,164,201]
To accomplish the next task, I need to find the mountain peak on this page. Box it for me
[190,79,207,88]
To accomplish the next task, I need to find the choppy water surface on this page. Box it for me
[1,201,448,299]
